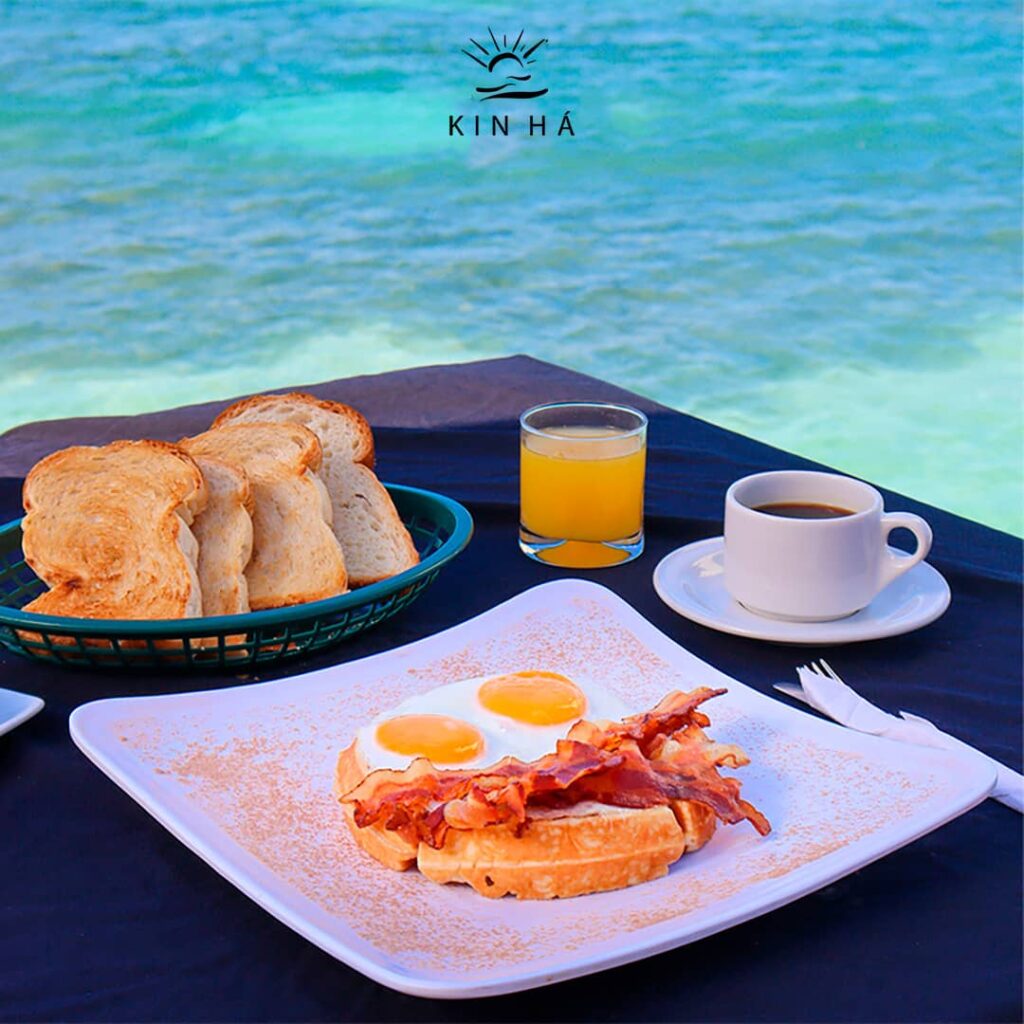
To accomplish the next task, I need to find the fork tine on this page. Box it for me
[809,660,823,676]
[819,659,842,682]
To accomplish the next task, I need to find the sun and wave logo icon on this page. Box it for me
[461,28,548,101]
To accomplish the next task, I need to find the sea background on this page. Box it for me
[1,0,1020,534]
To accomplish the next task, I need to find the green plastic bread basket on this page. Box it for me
[0,483,473,671]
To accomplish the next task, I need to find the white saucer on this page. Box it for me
[0,687,44,738]
[653,537,951,645]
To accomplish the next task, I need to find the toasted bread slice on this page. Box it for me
[21,440,207,619]
[212,392,374,467]
[181,423,347,608]
[328,462,419,585]
[190,456,254,617]
[334,742,716,899]
[212,393,418,587]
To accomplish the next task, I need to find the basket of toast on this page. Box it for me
[0,393,472,670]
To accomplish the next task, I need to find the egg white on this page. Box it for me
[356,673,632,772]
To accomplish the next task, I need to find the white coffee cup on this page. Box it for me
[723,470,933,622]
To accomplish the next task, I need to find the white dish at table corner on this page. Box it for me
[68,579,990,1000]
[653,537,951,645]
[0,687,44,738]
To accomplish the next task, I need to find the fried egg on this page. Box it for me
[356,670,631,771]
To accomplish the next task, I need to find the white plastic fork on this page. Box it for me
[775,659,1023,813]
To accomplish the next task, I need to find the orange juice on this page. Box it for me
[520,426,646,545]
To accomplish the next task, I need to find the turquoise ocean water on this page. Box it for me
[1,1,1021,533]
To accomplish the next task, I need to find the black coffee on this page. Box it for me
[753,501,855,519]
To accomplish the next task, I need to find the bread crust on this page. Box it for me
[21,439,207,620]
[212,393,375,469]
[334,742,717,899]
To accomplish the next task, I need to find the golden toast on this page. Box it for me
[213,392,375,467]
[181,423,347,608]
[21,439,207,620]
[212,393,418,586]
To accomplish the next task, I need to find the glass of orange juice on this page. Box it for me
[519,401,647,568]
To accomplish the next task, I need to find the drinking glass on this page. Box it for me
[519,401,647,568]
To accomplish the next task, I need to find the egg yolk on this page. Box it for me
[478,671,586,726]
[375,714,484,764]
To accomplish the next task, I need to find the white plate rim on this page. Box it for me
[69,579,991,999]
[653,537,952,645]
[0,687,44,738]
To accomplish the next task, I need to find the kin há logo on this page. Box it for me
[461,28,548,101]
[450,28,575,138]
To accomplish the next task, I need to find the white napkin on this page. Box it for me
[775,667,1023,813]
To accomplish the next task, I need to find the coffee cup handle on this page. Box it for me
[879,512,933,588]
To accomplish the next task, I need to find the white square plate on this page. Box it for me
[70,580,994,999]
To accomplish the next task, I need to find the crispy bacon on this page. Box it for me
[342,688,771,848]
[346,740,627,845]
[566,687,721,755]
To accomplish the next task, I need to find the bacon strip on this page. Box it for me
[568,687,723,756]
[342,688,771,848]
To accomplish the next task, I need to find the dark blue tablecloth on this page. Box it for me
[0,357,1020,1022]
